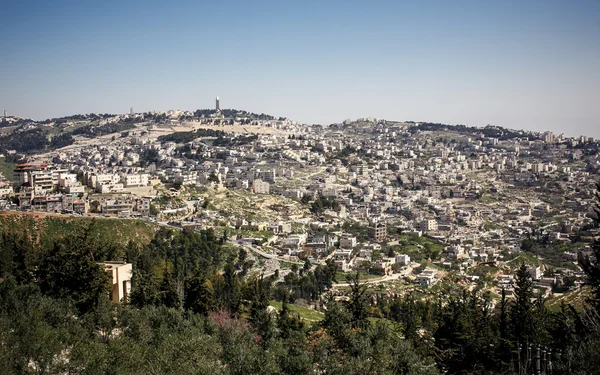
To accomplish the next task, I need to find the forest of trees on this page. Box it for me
[213,134,258,147]
[310,195,340,215]
[157,128,226,143]
[192,109,282,121]
[0,128,74,153]
[1,185,600,374]
[71,122,136,137]
[410,122,536,141]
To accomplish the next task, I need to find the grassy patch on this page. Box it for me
[0,213,157,249]
[335,271,381,282]
[545,287,590,312]
[269,301,324,322]
[479,195,499,204]
[367,317,395,328]
[484,221,503,230]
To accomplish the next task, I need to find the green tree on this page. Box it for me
[36,230,109,314]
[0,233,35,283]
[511,264,538,344]
[184,276,215,316]
[160,267,182,309]
[277,294,304,339]
[130,251,160,308]
[249,275,275,346]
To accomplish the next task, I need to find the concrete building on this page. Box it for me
[418,219,438,232]
[527,266,543,281]
[14,163,49,186]
[0,186,13,198]
[396,254,411,266]
[340,235,357,249]
[62,194,74,212]
[253,179,270,194]
[101,262,132,303]
[102,200,134,216]
[135,197,151,216]
[73,200,88,214]
[122,174,149,187]
[415,268,438,288]
[543,131,554,144]
[368,222,387,242]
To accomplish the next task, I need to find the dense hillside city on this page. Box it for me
[1,107,600,374]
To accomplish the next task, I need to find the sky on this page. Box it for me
[1,0,599,137]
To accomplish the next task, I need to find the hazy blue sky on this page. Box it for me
[1,0,599,137]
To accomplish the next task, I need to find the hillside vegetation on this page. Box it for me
[0,213,157,248]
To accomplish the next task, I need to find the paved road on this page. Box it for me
[229,241,305,266]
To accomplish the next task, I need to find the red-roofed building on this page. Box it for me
[73,200,88,215]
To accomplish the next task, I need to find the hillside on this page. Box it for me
[0,212,158,248]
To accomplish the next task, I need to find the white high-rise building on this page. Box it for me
[130,107,134,115]
[215,95,220,112]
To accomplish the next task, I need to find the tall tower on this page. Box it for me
[130,107,134,115]
[3,109,7,118]
[215,95,220,112]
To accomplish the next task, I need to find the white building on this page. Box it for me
[340,235,357,249]
[253,179,270,194]
[418,219,438,232]
[101,262,132,303]
[122,174,149,187]
[395,254,411,266]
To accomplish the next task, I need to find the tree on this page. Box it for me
[303,259,311,273]
[208,173,219,183]
[434,289,498,373]
[497,287,511,367]
[346,271,369,329]
[0,233,35,284]
[217,258,241,313]
[129,251,160,308]
[277,294,304,339]
[89,200,101,213]
[159,268,182,310]
[149,203,159,216]
[511,264,537,344]
[184,276,214,316]
[322,300,352,344]
[249,275,275,346]
[36,229,109,314]
[0,281,85,375]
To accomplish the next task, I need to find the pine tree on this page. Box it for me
[277,293,304,339]
[511,264,537,344]
[249,275,275,346]
[159,267,181,309]
[221,258,241,313]
[184,275,214,316]
[497,287,512,369]
[129,251,160,308]
[36,227,110,314]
